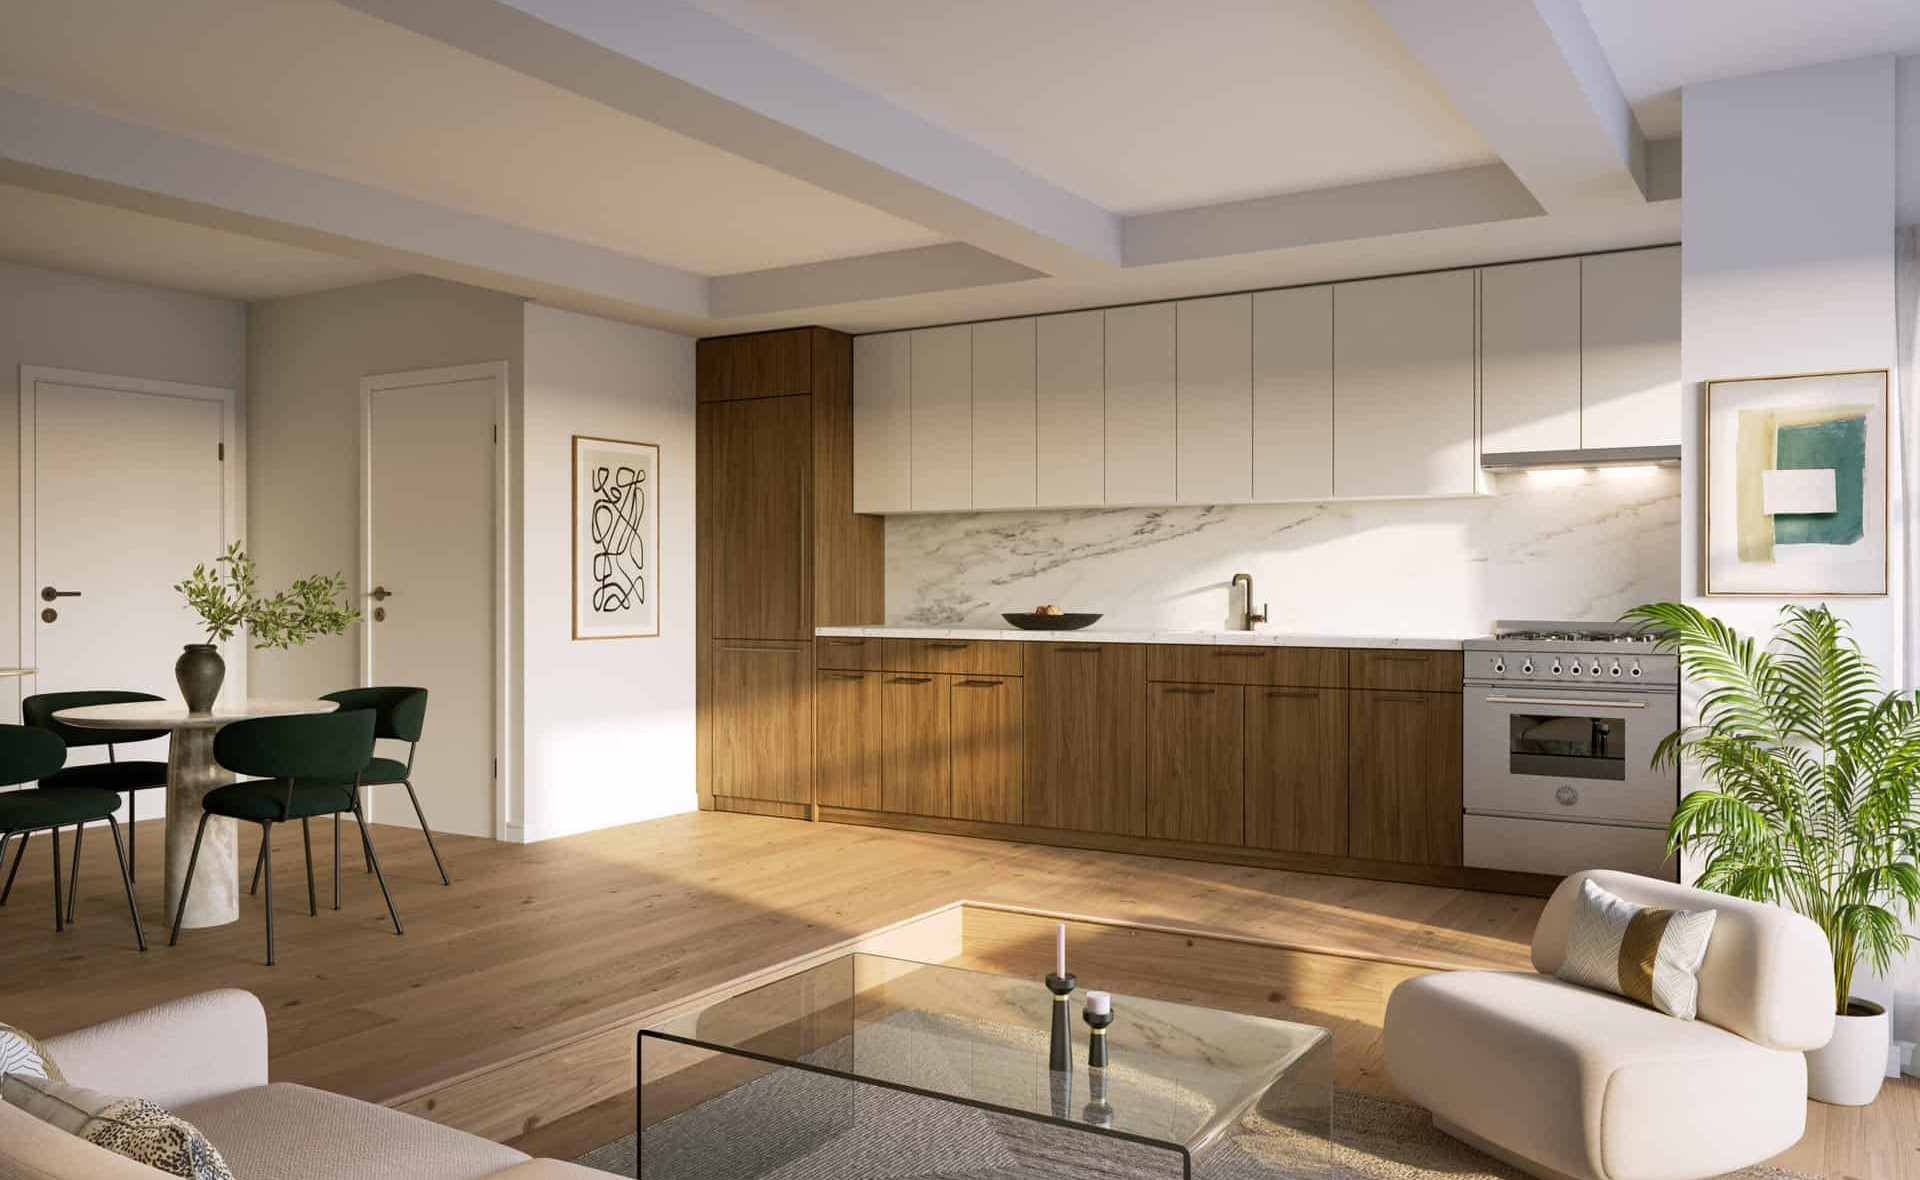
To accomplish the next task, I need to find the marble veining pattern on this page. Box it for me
[885,468,1681,635]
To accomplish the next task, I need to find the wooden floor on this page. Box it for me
[3,810,1913,1176]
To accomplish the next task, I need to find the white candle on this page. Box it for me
[1086,990,1112,1016]
[1056,923,1066,978]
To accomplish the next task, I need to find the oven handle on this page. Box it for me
[1483,694,1647,709]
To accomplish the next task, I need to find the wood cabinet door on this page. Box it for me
[698,329,813,402]
[708,641,811,804]
[1023,643,1147,835]
[972,318,1037,510]
[951,675,1023,824]
[910,325,973,510]
[1103,303,1176,505]
[1581,246,1680,449]
[1036,311,1105,507]
[1246,686,1347,855]
[1175,294,1253,504]
[1146,683,1245,845]
[881,674,951,817]
[853,332,911,513]
[1332,271,1476,498]
[1348,690,1462,866]
[1253,285,1333,501]
[698,396,811,640]
[815,669,882,810]
[1480,258,1580,454]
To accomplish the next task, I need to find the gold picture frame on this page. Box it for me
[572,434,661,638]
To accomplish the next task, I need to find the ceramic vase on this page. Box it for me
[175,643,225,714]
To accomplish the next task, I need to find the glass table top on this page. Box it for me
[642,953,1330,1155]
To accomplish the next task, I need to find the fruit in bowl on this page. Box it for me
[1002,607,1101,631]
[1034,604,1064,616]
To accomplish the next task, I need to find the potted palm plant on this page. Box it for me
[1625,601,1920,1105]
[174,543,359,712]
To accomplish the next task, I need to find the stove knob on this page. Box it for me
[1609,661,1622,678]
[1491,658,1505,674]
[1568,660,1581,676]
[1520,659,1533,675]
[1550,660,1562,675]
[1589,660,1602,677]
[1629,661,1642,678]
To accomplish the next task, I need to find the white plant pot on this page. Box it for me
[1806,998,1889,1106]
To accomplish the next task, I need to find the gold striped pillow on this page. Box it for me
[1555,878,1718,1019]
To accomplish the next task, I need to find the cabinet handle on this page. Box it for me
[1264,688,1317,698]
[1212,649,1267,658]
[1373,692,1430,703]
[823,672,867,681]
[924,641,971,649]
[955,679,1003,688]
[717,644,797,653]
[822,638,867,647]
[1370,653,1432,662]
[888,676,934,684]
[1483,694,1646,709]
[1163,685,1216,695]
[1052,645,1101,653]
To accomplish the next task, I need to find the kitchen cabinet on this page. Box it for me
[1581,246,1680,449]
[1176,295,1253,504]
[882,673,951,816]
[1036,311,1106,506]
[707,640,811,806]
[1351,649,1463,692]
[1103,303,1176,505]
[698,395,812,640]
[815,668,882,810]
[951,675,1023,824]
[1146,644,1346,689]
[910,325,973,510]
[1253,286,1334,501]
[1348,688,1462,866]
[972,318,1037,509]
[877,637,1023,677]
[697,328,813,402]
[852,332,910,513]
[1146,683,1245,845]
[1246,686,1347,856]
[1480,258,1580,454]
[1025,642,1147,836]
[1332,271,1477,498]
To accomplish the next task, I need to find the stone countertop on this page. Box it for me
[813,625,1468,651]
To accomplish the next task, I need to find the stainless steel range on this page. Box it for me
[1461,621,1680,879]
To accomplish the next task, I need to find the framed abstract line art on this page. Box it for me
[1704,369,1888,597]
[573,435,660,638]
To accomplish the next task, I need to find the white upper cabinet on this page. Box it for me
[853,331,911,513]
[1175,295,1253,504]
[1104,302,1177,505]
[1581,246,1680,449]
[1480,258,1580,454]
[909,325,973,510]
[1333,270,1477,498]
[1035,310,1105,507]
[971,318,1037,510]
[1252,286,1333,501]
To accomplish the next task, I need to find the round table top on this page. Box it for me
[53,698,340,731]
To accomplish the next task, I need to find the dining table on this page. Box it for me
[53,698,340,929]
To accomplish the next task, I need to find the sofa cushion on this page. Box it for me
[0,1075,234,1180]
[175,1084,529,1180]
[1555,877,1717,1019]
[1385,969,1807,1180]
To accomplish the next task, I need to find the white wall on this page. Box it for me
[516,303,696,841]
[1681,56,1914,1014]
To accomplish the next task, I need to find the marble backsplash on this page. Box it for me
[885,466,1682,636]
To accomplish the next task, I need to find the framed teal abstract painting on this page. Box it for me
[1705,369,1887,596]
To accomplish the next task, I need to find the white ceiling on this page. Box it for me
[0,183,394,300]
[0,0,946,278]
[688,0,1498,215]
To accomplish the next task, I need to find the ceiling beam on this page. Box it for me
[336,0,1122,277]
[713,243,1043,318]
[1369,0,1650,211]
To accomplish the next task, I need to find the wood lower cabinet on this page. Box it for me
[707,640,811,806]
[951,675,1023,824]
[1146,683,1244,845]
[881,674,951,817]
[1024,643,1146,836]
[814,669,881,810]
[1348,689,1462,866]
[1246,686,1348,856]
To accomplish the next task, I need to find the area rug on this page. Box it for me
[575,1085,1819,1179]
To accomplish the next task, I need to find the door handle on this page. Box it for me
[39,587,80,601]
[367,586,393,602]
[1483,695,1646,709]
[955,679,1003,688]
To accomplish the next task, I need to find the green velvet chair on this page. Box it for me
[0,723,145,950]
[22,690,170,881]
[171,709,400,966]
[317,686,447,886]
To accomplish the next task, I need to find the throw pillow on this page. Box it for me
[0,1074,235,1180]
[1556,877,1718,1019]
[0,1022,64,1085]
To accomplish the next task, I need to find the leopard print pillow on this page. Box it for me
[0,1074,234,1180]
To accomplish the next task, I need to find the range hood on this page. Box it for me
[1479,444,1681,472]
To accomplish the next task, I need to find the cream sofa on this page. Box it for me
[0,990,604,1180]
[1384,869,1834,1180]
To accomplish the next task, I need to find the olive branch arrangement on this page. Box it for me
[175,542,360,649]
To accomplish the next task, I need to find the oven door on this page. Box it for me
[1463,684,1677,826]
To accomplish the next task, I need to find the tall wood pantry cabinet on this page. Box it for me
[696,327,883,814]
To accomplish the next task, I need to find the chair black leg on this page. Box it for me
[350,801,403,936]
[359,787,374,874]
[332,813,341,910]
[301,818,317,917]
[3,829,30,906]
[128,792,136,882]
[66,822,86,925]
[261,822,276,967]
[249,836,265,897]
[106,817,146,952]
[51,825,63,934]
[168,812,212,947]
[0,832,11,908]
[401,780,450,886]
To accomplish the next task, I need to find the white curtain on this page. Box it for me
[1900,227,1920,686]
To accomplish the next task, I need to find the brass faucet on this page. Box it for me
[1231,573,1268,631]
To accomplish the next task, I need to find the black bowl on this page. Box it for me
[1002,612,1102,631]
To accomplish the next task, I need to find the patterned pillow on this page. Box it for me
[1556,877,1718,1019]
[0,1021,64,1083]
[0,1074,234,1179]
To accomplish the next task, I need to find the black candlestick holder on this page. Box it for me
[1082,1008,1113,1070]
[1045,973,1077,1074]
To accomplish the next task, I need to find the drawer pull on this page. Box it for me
[1163,685,1217,695]
[823,672,867,681]
[1373,692,1430,703]
[1212,649,1267,658]
[1371,653,1432,662]
[888,676,934,684]
[955,679,1003,688]
[1052,645,1101,653]
[1264,688,1317,698]
[717,644,798,653]
[1483,695,1646,709]
[822,638,867,647]
[924,641,971,649]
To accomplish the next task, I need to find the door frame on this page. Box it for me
[359,362,513,839]
[17,364,244,716]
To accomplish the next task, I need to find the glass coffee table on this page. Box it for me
[638,953,1330,1179]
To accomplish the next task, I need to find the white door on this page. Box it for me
[21,368,235,816]
[363,366,502,838]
